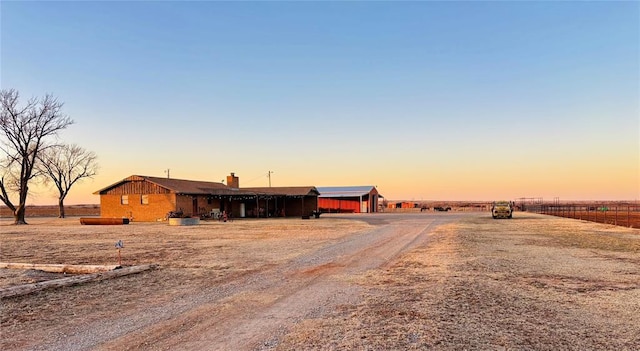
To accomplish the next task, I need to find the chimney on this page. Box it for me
[226,172,239,188]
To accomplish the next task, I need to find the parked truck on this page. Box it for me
[491,201,513,219]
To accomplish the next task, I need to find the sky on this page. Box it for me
[1,1,638,205]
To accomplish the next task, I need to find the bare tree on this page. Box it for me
[37,144,98,218]
[0,89,73,224]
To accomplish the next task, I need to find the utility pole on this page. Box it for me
[165,169,170,179]
[267,170,273,187]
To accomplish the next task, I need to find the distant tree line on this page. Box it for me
[0,89,98,224]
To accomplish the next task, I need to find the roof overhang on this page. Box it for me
[319,192,370,198]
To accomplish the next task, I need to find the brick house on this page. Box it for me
[93,174,319,222]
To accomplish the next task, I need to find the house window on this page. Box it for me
[141,195,149,205]
[121,195,128,205]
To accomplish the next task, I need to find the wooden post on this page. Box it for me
[115,240,124,266]
[0,263,118,274]
[0,264,157,299]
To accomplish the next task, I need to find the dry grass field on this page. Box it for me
[0,216,370,286]
[1,212,639,350]
[0,204,100,219]
[277,215,640,350]
[1,216,373,350]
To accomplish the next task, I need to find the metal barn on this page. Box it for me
[316,186,382,213]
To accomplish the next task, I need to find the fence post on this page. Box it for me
[615,206,617,226]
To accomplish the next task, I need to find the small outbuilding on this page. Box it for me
[316,186,382,213]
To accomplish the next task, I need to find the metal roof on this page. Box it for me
[316,186,381,198]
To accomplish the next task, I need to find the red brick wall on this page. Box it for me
[101,194,225,222]
[175,195,223,218]
[175,195,193,217]
[100,194,175,222]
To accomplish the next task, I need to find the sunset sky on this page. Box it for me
[1,1,638,205]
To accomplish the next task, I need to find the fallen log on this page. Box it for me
[0,262,119,274]
[0,264,158,299]
[80,217,129,225]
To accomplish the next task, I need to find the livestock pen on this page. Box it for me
[527,203,640,228]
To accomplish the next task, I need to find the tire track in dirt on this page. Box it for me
[27,214,463,351]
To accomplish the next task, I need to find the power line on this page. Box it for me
[243,172,272,186]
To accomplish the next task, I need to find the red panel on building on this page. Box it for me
[318,198,361,213]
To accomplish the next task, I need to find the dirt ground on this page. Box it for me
[1,212,639,350]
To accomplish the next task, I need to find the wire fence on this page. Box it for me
[526,204,640,229]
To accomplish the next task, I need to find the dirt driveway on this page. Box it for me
[1,212,639,350]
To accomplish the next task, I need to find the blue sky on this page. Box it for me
[1,1,638,204]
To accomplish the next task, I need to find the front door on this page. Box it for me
[192,197,198,216]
